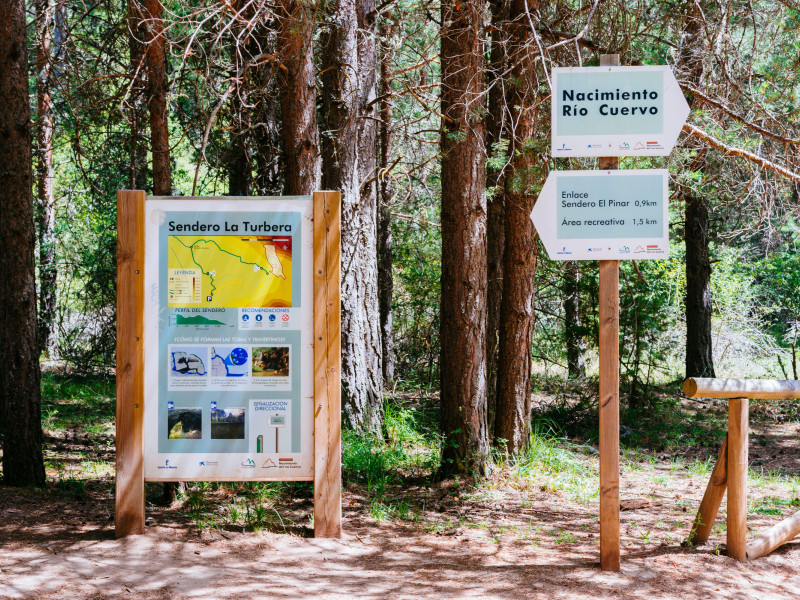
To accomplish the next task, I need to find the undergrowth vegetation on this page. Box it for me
[31,373,800,536]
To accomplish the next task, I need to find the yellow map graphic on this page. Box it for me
[168,235,292,308]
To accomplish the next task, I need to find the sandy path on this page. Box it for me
[2,518,799,600]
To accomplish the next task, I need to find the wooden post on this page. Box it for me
[597,52,621,573]
[313,190,342,537]
[727,398,748,561]
[688,435,728,545]
[746,510,800,560]
[115,190,146,537]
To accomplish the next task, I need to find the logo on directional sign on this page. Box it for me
[530,169,669,261]
[551,66,689,157]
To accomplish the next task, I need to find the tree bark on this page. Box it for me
[564,261,585,378]
[321,0,383,433]
[485,0,508,437]
[36,0,57,356]
[440,0,489,474]
[378,21,394,384]
[142,0,171,195]
[277,0,320,195]
[494,0,540,456]
[685,190,715,377]
[679,1,716,378]
[0,0,46,487]
[127,0,148,189]
[228,5,253,197]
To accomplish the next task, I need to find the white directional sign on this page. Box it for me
[551,66,689,157]
[531,169,669,261]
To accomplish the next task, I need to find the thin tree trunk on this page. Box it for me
[36,0,57,356]
[228,7,253,197]
[494,0,540,456]
[142,0,171,195]
[321,0,383,433]
[0,0,47,487]
[485,0,508,437]
[564,261,585,378]
[378,22,394,385]
[679,1,715,378]
[440,0,489,474]
[277,0,320,195]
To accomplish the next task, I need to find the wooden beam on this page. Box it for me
[727,398,748,561]
[115,190,146,538]
[683,377,800,399]
[746,511,800,560]
[313,190,342,538]
[597,52,621,573]
[688,435,728,545]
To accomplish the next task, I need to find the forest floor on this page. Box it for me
[2,377,800,599]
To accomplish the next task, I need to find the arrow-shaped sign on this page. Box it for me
[531,169,670,261]
[551,66,689,157]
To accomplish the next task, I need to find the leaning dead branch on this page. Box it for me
[682,123,800,184]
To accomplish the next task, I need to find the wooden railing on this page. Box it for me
[683,377,800,560]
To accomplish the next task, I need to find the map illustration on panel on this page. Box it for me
[167,235,292,307]
[211,346,249,377]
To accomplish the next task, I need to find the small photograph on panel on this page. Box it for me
[211,407,246,439]
[169,346,208,377]
[167,407,202,439]
[251,346,289,377]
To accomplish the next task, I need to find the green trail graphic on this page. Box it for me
[175,314,225,326]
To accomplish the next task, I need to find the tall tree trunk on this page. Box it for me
[278,0,321,195]
[440,0,489,474]
[277,0,320,195]
[564,261,585,378]
[36,0,57,356]
[494,0,540,456]
[485,0,507,438]
[685,188,715,377]
[142,0,171,195]
[127,0,148,189]
[377,21,394,384]
[250,29,282,195]
[679,1,716,378]
[0,0,46,487]
[321,0,383,433]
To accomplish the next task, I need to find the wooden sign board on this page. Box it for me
[551,65,689,157]
[531,169,670,261]
[116,191,341,538]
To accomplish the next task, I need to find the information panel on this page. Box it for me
[531,169,669,261]
[143,197,314,480]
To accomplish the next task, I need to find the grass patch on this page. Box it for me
[500,424,598,503]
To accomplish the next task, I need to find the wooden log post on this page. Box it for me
[688,435,728,545]
[598,52,621,573]
[115,190,146,537]
[684,378,800,399]
[727,398,748,561]
[746,511,800,560]
[313,190,342,537]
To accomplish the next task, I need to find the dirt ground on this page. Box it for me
[2,403,800,599]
